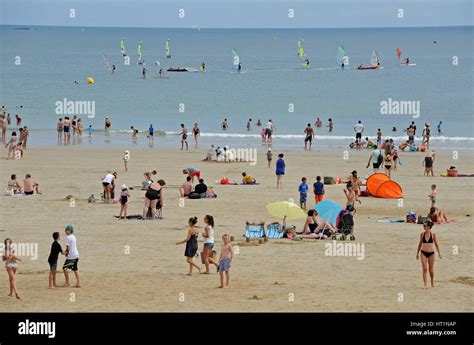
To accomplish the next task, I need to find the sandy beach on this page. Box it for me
[0,146,473,312]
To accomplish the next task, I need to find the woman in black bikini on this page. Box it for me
[192,123,200,148]
[416,221,442,289]
[142,179,165,219]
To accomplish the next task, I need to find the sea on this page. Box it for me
[0,25,473,151]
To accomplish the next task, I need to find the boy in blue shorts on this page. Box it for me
[298,177,309,209]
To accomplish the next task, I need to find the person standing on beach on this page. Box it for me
[429,184,437,208]
[313,176,325,204]
[276,153,285,189]
[3,238,21,299]
[246,118,252,131]
[123,150,130,172]
[423,150,436,176]
[179,124,188,150]
[202,215,219,274]
[353,120,364,142]
[217,234,233,288]
[87,125,93,139]
[15,115,21,127]
[176,217,201,275]
[0,114,7,144]
[4,131,18,159]
[62,225,80,288]
[143,179,165,219]
[102,172,117,203]
[118,184,130,220]
[267,148,273,168]
[266,120,275,143]
[327,118,333,132]
[298,177,309,209]
[48,232,64,289]
[366,146,383,173]
[343,182,361,211]
[416,221,441,289]
[192,123,200,148]
[304,123,314,150]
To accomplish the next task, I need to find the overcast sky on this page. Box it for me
[1,0,473,28]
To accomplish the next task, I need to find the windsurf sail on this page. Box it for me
[370,50,380,66]
[103,54,113,73]
[232,49,240,70]
[165,39,171,58]
[137,42,143,64]
[297,39,304,58]
[120,38,127,56]
[336,46,349,66]
[396,48,401,61]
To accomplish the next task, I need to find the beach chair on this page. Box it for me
[266,224,285,239]
[244,224,265,239]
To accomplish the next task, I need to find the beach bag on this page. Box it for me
[205,190,217,198]
[188,192,201,199]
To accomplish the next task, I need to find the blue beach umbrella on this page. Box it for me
[315,201,343,224]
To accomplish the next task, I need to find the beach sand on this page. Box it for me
[0,145,473,312]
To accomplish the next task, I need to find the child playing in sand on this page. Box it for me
[48,232,64,288]
[242,172,256,185]
[298,177,308,209]
[429,184,437,208]
[267,148,273,168]
[218,234,233,288]
[176,217,201,275]
[118,184,130,220]
[123,150,130,172]
[3,238,22,299]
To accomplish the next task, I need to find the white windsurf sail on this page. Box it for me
[137,42,143,64]
[165,39,171,58]
[370,50,379,66]
[232,49,240,70]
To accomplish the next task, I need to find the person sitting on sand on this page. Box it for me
[428,207,448,224]
[7,174,22,194]
[183,167,201,182]
[299,210,337,238]
[416,221,442,289]
[23,173,40,195]
[180,176,193,197]
[176,217,201,275]
[194,178,208,197]
[241,172,256,185]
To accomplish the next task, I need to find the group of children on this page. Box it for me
[176,215,234,288]
[298,176,325,209]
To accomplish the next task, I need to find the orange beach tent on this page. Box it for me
[366,173,403,198]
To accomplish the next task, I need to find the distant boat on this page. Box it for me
[357,50,380,70]
[397,48,416,66]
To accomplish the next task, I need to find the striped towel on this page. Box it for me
[244,225,264,238]
[266,224,285,239]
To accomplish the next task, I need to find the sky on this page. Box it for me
[1,0,473,28]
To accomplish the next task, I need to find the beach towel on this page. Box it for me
[266,224,285,239]
[244,225,265,238]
